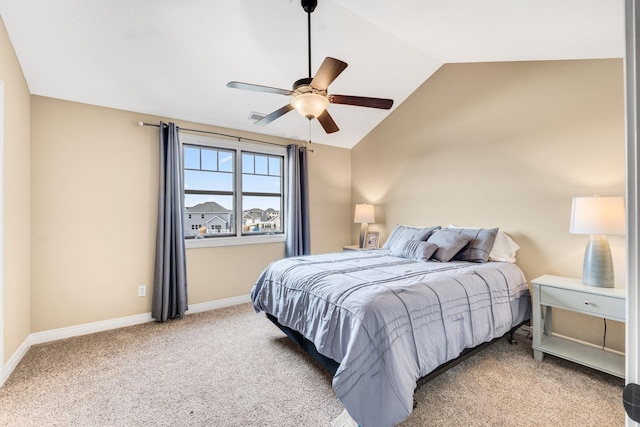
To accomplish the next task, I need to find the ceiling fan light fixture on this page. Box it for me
[291,93,329,119]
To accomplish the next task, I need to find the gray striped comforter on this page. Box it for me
[251,250,531,427]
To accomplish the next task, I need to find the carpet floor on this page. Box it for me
[0,303,625,426]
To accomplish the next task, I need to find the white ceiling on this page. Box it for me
[0,0,625,149]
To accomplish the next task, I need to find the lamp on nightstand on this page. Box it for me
[354,203,375,248]
[569,196,625,287]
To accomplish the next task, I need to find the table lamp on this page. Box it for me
[569,196,625,287]
[354,204,375,248]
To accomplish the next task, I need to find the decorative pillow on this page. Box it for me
[488,231,520,263]
[426,230,472,262]
[448,224,518,263]
[382,225,440,250]
[390,240,438,261]
[445,226,499,263]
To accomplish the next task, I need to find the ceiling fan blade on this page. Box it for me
[329,94,394,110]
[317,110,339,134]
[255,104,294,126]
[310,57,348,91]
[227,81,293,96]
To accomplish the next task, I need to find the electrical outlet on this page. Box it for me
[138,285,146,297]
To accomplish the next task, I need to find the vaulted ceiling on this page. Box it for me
[0,0,625,148]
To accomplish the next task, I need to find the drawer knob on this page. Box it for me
[584,301,591,305]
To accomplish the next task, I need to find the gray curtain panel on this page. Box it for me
[152,121,188,322]
[285,144,310,257]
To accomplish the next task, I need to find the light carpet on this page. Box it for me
[0,303,625,426]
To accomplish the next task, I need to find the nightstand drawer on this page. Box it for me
[540,286,625,320]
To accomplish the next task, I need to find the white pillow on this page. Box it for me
[448,224,520,263]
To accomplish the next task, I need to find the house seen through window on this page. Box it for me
[182,135,286,243]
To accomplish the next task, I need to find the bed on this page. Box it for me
[251,226,531,427]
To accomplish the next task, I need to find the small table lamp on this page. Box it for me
[569,196,625,287]
[354,203,375,248]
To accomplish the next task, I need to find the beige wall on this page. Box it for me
[352,59,626,351]
[307,142,353,253]
[0,18,31,365]
[30,96,351,332]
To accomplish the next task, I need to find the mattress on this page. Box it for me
[251,250,531,427]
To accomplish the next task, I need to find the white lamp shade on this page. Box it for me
[291,93,329,119]
[354,204,375,224]
[569,196,625,235]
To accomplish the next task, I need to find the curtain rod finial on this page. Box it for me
[138,121,144,127]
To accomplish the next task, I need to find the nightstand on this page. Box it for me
[531,275,625,378]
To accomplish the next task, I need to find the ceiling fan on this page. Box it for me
[226,0,393,134]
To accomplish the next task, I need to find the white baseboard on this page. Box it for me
[1,336,30,387]
[1,294,251,387]
[29,312,155,346]
[187,294,251,314]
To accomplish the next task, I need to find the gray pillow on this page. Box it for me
[427,230,472,262]
[390,240,438,261]
[382,225,440,250]
[446,227,499,263]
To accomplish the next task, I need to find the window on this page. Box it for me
[182,134,286,247]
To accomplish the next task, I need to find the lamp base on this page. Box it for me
[359,224,368,248]
[582,235,614,288]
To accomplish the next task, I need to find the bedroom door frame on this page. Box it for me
[625,1,639,425]
[0,80,5,383]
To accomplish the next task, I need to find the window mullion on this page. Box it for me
[242,191,281,197]
[235,147,242,237]
[184,190,234,196]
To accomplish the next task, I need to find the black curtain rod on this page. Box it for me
[138,121,296,148]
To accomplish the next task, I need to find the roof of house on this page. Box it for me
[185,201,230,213]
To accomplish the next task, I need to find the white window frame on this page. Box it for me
[182,134,287,249]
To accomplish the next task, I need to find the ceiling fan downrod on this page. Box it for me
[301,0,317,79]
